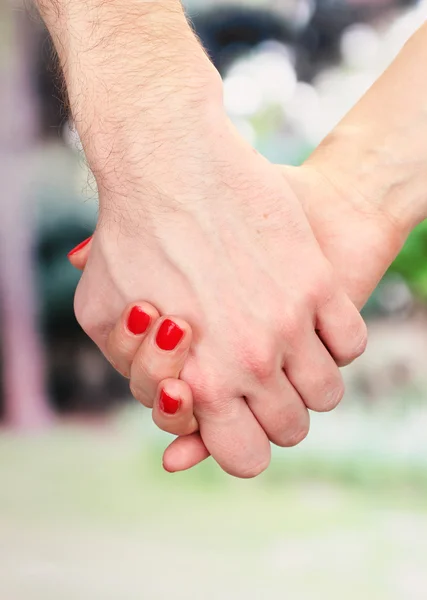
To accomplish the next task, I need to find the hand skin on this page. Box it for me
[69,20,427,473]
[71,119,368,479]
[41,0,370,478]
[165,21,427,471]
[68,155,410,473]
[41,0,427,476]
[296,21,427,309]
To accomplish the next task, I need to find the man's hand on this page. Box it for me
[74,21,427,474]
[37,0,367,477]
[74,119,366,478]
[67,144,408,472]
[87,156,412,474]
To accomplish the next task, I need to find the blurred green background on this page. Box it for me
[1,0,427,598]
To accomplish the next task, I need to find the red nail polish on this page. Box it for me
[156,319,184,351]
[127,306,151,335]
[67,236,92,257]
[159,390,181,415]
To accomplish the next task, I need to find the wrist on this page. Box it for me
[305,20,427,239]
[307,124,427,241]
[82,64,223,187]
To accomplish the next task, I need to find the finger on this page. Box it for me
[245,375,310,448]
[194,392,272,479]
[130,317,192,409]
[316,291,368,367]
[284,332,345,413]
[67,236,93,270]
[153,378,199,436]
[180,349,274,478]
[163,433,210,473]
[106,302,161,378]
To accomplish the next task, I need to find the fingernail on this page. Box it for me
[67,236,92,257]
[156,319,184,351]
[127,306,151,335]
[159,390,181,415]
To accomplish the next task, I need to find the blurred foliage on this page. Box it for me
[389,220,427,300]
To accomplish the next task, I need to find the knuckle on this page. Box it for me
[309,268,335,308]
[279,306,306,345]
[238,340,277,383]
[134,343,170,384]
[74,282,111,342]
[185,366,231,415]
[135,357,158,382]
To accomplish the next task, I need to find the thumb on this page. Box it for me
[67,236,93,271]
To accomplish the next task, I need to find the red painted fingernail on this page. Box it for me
[67,236,92,257]
[156,319,184,351]
[127,306,151,335]
[159,390,181,415]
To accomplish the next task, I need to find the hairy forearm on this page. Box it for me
[37,0,202,90]
[310,20,427,236]
[36,0,222,188]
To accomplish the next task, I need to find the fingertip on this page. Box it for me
[162,446,178,473]
[124,302,161,336]
[162,458,176,474]
[162,434,210,472]
[159,388,182,416]
[155,316,193,352]
[153,379,198,436]
[106,300,162,380]
[159,378,193,405]
[67,236,93,270]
